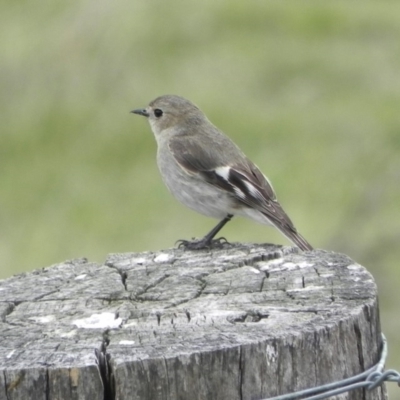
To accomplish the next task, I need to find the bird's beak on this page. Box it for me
[131,108,150,117]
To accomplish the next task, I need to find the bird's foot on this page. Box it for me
[176,237,229,250]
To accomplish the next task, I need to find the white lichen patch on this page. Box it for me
[296,262,313,269]
[266,344,277,364]
[6,350,15,359]
[73,312,122,329]
[246,267,260,274]
[130,257,147,265]
[119,340,135,345]
[154,253,173,263]
[347,264,361,270]
[290,285,325,291]
[28,315,56,324]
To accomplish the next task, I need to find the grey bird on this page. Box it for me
[131,95,313,251]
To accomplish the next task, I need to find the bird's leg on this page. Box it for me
[177,214,233,250]
[200,214,233,245]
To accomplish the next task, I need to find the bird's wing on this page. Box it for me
[169,135,293,229]
[169,135,313,251]
[168,134,238,171]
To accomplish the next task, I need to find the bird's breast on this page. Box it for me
[156,147,234,219]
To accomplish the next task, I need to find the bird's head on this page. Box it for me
[131,95,207,136]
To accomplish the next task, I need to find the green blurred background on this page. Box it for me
[1,0,400,395]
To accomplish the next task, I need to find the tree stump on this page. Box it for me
[0,243,386,400]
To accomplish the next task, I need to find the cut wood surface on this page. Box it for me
[0,243,386,400]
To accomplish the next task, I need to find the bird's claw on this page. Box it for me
[176,237,229,250]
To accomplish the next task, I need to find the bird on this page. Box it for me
[131,95,313,251]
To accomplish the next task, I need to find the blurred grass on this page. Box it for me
[1,0,400,395]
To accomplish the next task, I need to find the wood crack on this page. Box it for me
[0,303,15,322]
[95,332,115,400]
[238,346,243,400]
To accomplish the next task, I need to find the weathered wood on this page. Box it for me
[0,243,387,400]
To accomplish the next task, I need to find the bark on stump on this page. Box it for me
[0,243,386,400]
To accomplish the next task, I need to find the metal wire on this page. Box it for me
[263,334,400,400]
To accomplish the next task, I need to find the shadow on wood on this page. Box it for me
[0,243,386,400]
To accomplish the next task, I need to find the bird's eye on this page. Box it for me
[154,109,163,118]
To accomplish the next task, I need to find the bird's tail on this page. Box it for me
[281,227,313,251]
[255,207,314,251]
